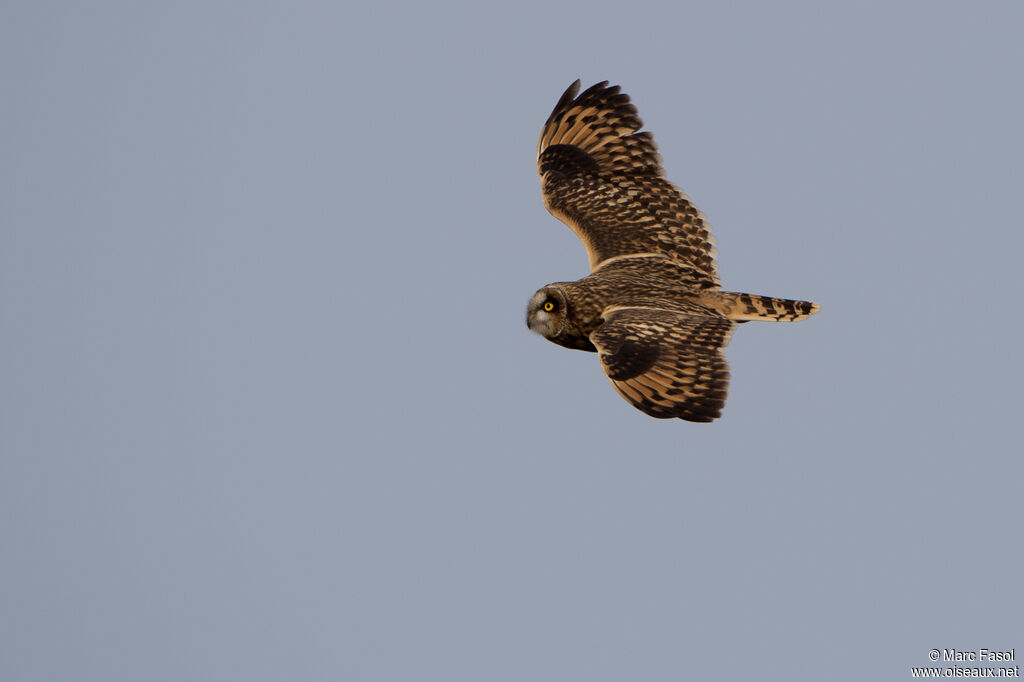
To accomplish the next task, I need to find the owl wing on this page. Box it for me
[537,80,719,284]
[589,305,734,422]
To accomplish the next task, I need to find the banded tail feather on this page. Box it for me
[702,291,820,322]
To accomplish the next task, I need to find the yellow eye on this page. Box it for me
[543,301,555,312]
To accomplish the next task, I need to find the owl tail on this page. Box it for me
[705,291,820,322]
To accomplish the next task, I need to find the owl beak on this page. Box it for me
[527,311,556,337]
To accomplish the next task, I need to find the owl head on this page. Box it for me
[526,285,593,351]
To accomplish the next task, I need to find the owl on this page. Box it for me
[526,80,819,422]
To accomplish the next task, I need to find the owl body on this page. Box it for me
[526,81,818,422]
[528,257,721,352]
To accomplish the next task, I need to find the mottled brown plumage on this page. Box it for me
[526,80,820,422]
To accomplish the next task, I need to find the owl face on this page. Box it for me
[526,286,568,339]
[526,285,595,351]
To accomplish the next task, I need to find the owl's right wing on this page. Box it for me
[589,305,734,422]
[537,80,719,284]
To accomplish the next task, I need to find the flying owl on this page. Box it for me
[526,80,819,422]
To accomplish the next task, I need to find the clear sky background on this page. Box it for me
[2,2,1022,681]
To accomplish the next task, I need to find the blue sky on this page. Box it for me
[2,2,1022,680]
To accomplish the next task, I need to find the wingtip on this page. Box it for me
[560,79,619,105]
[559,79,582,105]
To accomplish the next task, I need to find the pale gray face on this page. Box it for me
[526,286,568,339]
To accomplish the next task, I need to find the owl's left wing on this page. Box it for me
[589,305,734,422]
